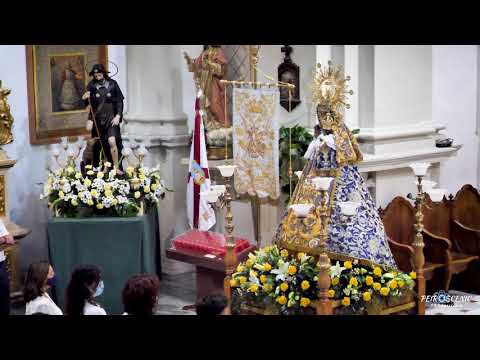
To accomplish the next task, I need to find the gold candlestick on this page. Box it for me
[316,189,332,315]
[223,177,236,313]
[412,175,426,315]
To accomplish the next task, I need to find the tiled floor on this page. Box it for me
[9,272,480,315]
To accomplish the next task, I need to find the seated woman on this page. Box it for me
[65,265,106,315]
[24,261,63,315]
[122,274,160,315]
[276,62,397,269]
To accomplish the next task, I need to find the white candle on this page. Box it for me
[410,162,430,176]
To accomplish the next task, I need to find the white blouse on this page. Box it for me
[25,293,63,315]
[83,301,107,315]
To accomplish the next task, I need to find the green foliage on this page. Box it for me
[279,125,314,201]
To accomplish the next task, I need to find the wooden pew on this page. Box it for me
[380,197,445,287]
[422,194,479,290]
[450,185,480,255]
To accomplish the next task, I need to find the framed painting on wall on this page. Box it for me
[26,45,108,144]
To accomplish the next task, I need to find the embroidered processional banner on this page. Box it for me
[232,88,280,199]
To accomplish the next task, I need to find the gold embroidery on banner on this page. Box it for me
[233,90,279,199]
[0,175,5,216]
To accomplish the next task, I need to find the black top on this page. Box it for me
[85,79,124,123]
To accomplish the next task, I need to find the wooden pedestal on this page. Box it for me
[166,244,256,301]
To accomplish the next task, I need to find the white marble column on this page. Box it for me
[123,45,193,275]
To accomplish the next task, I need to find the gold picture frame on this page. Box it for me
[26,45,108,144]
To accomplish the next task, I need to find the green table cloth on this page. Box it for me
[47,208,160,315]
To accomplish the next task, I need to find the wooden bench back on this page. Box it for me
[422,194,451,239]
[451,184,480,229]
[381,196,415,246]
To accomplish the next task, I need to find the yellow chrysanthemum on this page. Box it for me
[297,252,305,260]
[349,277,358,287]
[230,279,238,287]
[246,259,254,268]
[409,271,417,280]
[344,261,352,269]
[144,185,151,193]
[398,280,405,288]
[380,287,390,296]
[263,284,273,293]
[71,199,78,207]
[84,179,92,187]
[389,280,398,289]
[139,173,146,180]
[331,277,339,286]
[97,172,104,179]
[90,189,98,197]
[342,297,351,306]
[87,200,94,206]
[250,271,258,278]
[67,167,75,174]
[151,183,158,191]
[96,203,104,210]
[373,282,381,291]
[288,265,297,275]
[112,199,118,206]
[280,282,289,292]
[126,166,135,175]
[300,297,311,307]
[363,291,372,302]
[104,162,112,168]
[85,165,93,170]
[365,276,374,286]
[260,275,267,284]
[58,191,64,199]
[236,264,245,273]
[248,284,259,293]
[276,295,287,305]
[239,276,247,285]
[87,170,94,176]
[301,280,310,290]
[280,249,289,257]
[75,172,82,179]
[104,190,113,198]
[263,263,272,272]
[373,267,382,277]
[134,191,141,199]
[328,289,335,298]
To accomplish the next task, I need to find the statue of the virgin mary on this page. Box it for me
[275,62,397,269]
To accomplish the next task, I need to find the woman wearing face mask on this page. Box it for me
[65,265,106,315]
[24,261,63,315]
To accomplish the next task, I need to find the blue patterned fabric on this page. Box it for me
[315,150,397,268]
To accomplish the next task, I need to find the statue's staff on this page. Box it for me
[85,96,107,163]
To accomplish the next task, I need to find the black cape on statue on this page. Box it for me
[84,77,124,169]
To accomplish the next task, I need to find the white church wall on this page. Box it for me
[433,45,479,194]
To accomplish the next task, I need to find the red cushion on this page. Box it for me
[172,230,251,256]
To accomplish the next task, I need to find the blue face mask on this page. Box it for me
[94,280,104,297]
[46,275,56,287]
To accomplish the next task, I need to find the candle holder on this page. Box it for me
[313,176,334,315]
[200,164,237,313]
[407,162,445,315]
[122,141,148,168]
[49,136,84,170]
[338,201,361,226]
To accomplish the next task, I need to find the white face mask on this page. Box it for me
[93,280,104,297]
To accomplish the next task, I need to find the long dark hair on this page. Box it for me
[23,261,50,303]
[122,274,160,315]
[65,265,101,315]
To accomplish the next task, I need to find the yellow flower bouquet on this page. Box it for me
[231,245,416,315]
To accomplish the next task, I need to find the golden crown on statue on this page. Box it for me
[311,61,353,115]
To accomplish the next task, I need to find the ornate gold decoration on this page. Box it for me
[0,175,5,216]
[0,81,14,145]
[311,61,353,114]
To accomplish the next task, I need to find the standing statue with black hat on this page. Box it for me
[81,63,124,173]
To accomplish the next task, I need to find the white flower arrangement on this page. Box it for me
[40,161,170,218]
